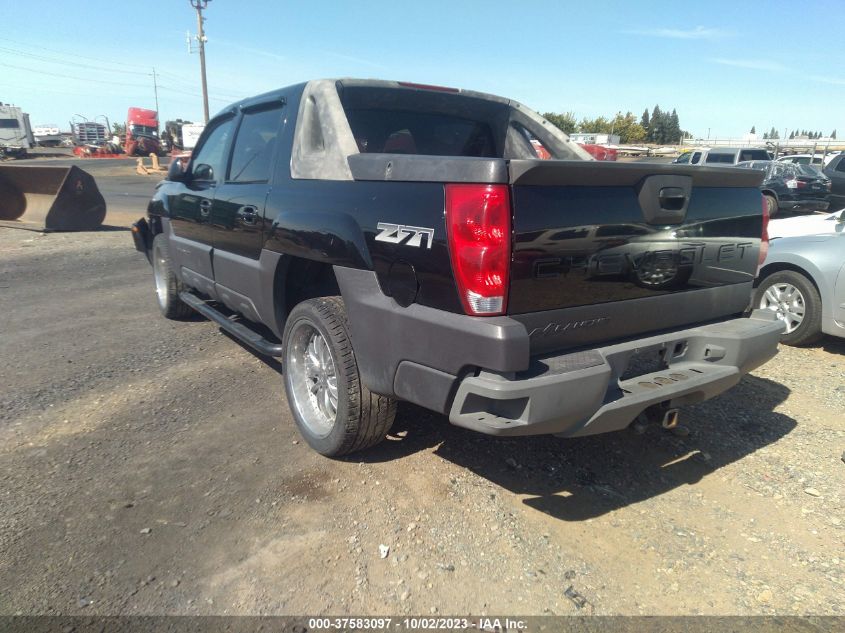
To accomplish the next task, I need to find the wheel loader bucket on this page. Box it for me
[0,165,107,231]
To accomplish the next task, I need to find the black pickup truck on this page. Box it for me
[132,79,783,457]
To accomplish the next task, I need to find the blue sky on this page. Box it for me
[2,0,842,139]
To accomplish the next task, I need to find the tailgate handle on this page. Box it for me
[637,175,692,224]
[659,187,687,211]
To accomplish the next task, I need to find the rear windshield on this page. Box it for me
[338,84,582,160]
[345,109,496,157]
[796,164,824,177]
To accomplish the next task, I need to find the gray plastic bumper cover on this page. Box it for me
[448,310,784,438]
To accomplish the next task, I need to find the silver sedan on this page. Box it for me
[755,223,845,345]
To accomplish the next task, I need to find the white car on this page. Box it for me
[776,153,840,166]
[768,208,844,239]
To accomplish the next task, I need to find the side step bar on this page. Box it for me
[179,291,284,357]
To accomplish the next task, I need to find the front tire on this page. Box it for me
[755,270,822,346]
[282,297,396,457]
[151,234,193,319]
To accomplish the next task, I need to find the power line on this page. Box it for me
[0,61,146,88]
[0,46,148,76]
[3,61,233,105]
[0,36,154,73]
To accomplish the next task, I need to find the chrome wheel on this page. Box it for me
[286,322,338,437]
[153,244,168,309]
[759,282,805,334]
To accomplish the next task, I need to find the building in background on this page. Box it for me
[569,132,621,145]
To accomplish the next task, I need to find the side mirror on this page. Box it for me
[193,163,214,181]
[166,159,188,182]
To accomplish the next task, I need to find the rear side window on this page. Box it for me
[691,152,701,164]
[771,163,789,178]
[705,153,736,164]
[837,158,845,173]
[228,106,283,182]
[0,118,20,129]
[511,122,552,159]
[740,149,770,161]
[345,109,496,157]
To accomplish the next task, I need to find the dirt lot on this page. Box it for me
[0,224,843,617]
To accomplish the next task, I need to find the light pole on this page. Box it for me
[151,67,160,115]
[190,0,211,123]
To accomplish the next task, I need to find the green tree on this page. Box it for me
[668,109,681,143]
[112,122,126,136]
[750,125,756,134]
[577,116,613,134]
[832,129,837,140]
[542,111,577,135]
[769,127,779,140]
[647,105,663,143]
[641,108,650,130]
[789,130,795,139]
[609,111,646,143]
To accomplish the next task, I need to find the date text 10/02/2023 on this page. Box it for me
[308,617,528,630]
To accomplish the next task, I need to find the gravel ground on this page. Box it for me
[0,228,843,617]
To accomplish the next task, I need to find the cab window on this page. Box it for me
[228,106,284,183]
[191,118,235,181]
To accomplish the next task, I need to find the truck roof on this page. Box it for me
[212,78,592,181]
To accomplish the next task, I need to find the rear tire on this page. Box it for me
[282,297,396,457]
[151,234,193,320]
[764,193,779,218]
[754,270,822,346]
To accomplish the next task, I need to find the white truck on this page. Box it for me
[0,104,35,158]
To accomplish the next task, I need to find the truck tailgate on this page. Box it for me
[507,160,766,353]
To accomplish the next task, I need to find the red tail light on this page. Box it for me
[758,194,769,274]
[445,184,511,315]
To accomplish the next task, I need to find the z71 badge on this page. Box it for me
[375,222,434,249]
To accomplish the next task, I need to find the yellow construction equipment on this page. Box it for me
[0,165,106,231]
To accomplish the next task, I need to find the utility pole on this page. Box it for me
[190,0,211,123]
[151,67,160,115]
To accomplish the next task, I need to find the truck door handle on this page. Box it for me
[237,205,259,226]
[199,199,212,217]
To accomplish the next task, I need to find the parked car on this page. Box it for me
[822,153,845,210]
[755,232,845,345]
[131,78,780,457]
[673,147,770,166]
[736,160,830,216]
[776,154,824,166]
[578,143,618,161]
[769,208,844,238]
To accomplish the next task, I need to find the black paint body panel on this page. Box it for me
[147,81,769,374]
[509,185,764,316]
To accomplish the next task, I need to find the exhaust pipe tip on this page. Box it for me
[661,408,680,429]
